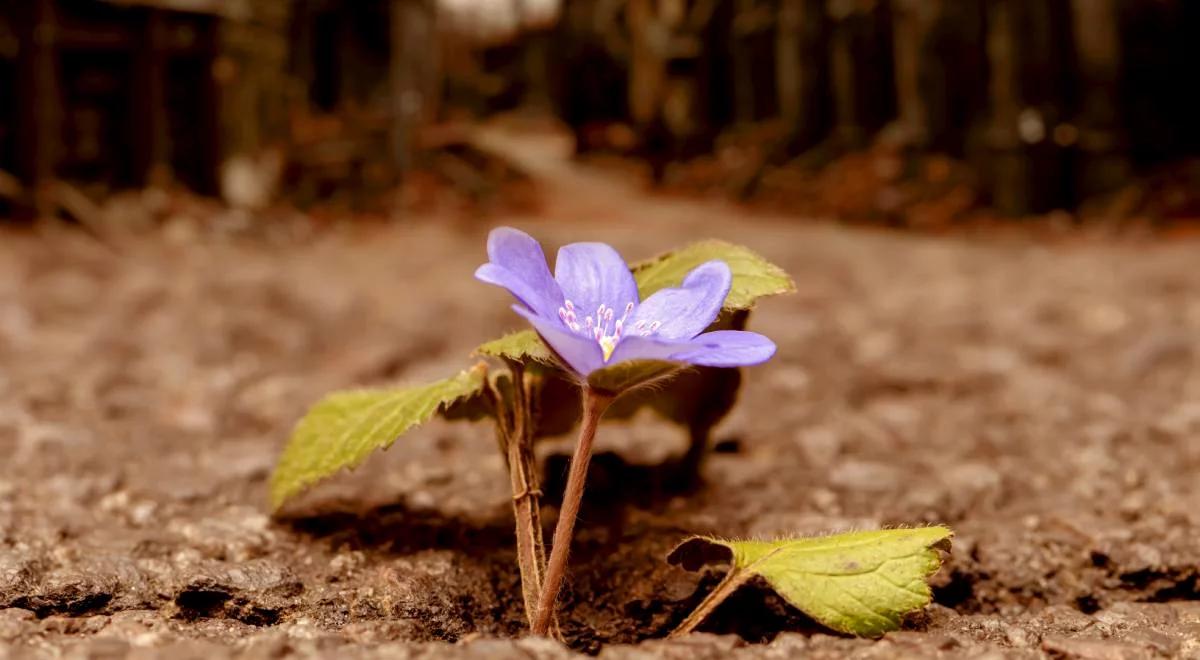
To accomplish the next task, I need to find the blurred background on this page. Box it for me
[1,0,1198,229]
[7,4,1200,653]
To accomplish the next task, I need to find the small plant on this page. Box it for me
[270,227,951,639]
[474,228,780,634]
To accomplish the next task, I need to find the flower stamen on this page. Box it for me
[558,299,582,332]
[561,299,639,363]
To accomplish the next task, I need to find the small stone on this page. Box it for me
[763,632,809,655]
[0,607,35,642]
[342,620,424,644]
[238,630,294,658]
[1040,636,1151,660]
[0,549,38,597]
[40,613,109,635]
[169,506,274,562]
[68,637,131,660]
[600,633,740,660]
[1122,628,1180,657]
[886,630,959,651]
[1094,602,1178,629]
[125,640,231,660]
[794,426,841,468]
[921,603,961,628]
[829,460,900,493]
[25,564,119,616]
[1004,626,1033,648]
[1037,604,1097,634]
[1173,602,1200,624]
[174,559,302,625]
[1107,543,1163,575]
[441,637,577,660]
[98,610,163,644]
[941,462,1001,495]
[768,365,810,393]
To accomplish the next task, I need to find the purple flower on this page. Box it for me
[476,227,777,377]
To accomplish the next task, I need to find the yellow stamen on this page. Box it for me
[599,336,617,362]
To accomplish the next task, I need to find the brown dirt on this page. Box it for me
[3,125,1200,659]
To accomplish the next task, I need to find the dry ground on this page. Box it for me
[2,127,1200,658]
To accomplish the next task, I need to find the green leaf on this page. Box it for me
[475,330,554,364]
[473,240,793,364]
[668,526,953,638]
[632,240,795,310]
[270,364,488,510]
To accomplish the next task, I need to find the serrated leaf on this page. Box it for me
[669,526,953,638]
[474,240,792,364]
[632,240,795,310]
[270,365,488,510]
[475,330,554,364]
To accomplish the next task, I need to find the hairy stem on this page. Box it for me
[508,427,549,626]
[497,362,560,637]
[669,568,754,637]
[531,386,612,635]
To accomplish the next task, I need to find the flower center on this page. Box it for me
[557,299,651,363]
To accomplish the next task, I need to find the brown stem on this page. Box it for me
[497,362,561,638]
[531,386,612,636]
[508,428,548,624]
[669,568,753,637]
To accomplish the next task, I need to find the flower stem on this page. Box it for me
[531,386,612,636]
[503,363,559,636]
[669,567,754,637]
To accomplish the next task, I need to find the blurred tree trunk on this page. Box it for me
[889,0,986,154]
[17,0,60,216]
[215,1,291,208]
[827,0,858,145]
[390,0,438,183]
[925,1,986,155]
[775,0,828,150]
[826,0,894,147]
[730,0,755,123]
[890,0,935,147]
[522,30,553,111]
[218,4,291,157]
[982,0,1073,215]
[1070,0,1126,199]
[695,0,735,139]
[983,0,1026,215]
[627,0,666,126]
[730,0,778,124]
[134,9,170,186]
[775,0,801,123]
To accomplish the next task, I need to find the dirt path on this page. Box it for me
[3,124,1200,658]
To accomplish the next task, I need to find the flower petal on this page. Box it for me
[511,305,605,376]
[554,242,639,319]
[668,330,777,367]
[606,335,691,364]
[631,260,732,340]
[475,227,563,317]
[608,329,775,367]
